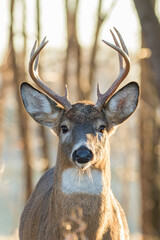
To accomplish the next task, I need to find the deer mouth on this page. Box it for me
[75,161,91,170]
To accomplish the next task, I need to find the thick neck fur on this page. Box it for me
[50,144,112,240]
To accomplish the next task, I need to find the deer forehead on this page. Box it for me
[63,102,106,124]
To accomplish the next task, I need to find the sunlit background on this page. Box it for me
[0,0,140,57]
[0,0,160,239]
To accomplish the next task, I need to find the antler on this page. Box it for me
[95,27,130,110]
[29,37,72,111]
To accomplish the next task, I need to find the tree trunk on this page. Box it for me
[86,0,116,99]
[140,42,160,238]
[133,0,160,94]
[63,0,83,100]
[10,0,32,200]
[36,0,50,171]
[63,0,116,101]
[133,0,160,238]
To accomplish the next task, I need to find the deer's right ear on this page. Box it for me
[20,82,63,132]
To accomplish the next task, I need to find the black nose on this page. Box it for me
[72,146,93,164]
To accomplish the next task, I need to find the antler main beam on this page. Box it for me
[95,27,130,110]
[29,37,72,111]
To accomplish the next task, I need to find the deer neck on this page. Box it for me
[49,147,112,239]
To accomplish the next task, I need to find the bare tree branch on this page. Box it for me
[86,0,117,99]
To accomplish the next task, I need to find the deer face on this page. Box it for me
[21,82,139,170]
[59,102,110,169]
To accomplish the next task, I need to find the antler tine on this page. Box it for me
[113,27,129,55]
[29,38,72,111]
[110,29,123,70]
[95,28,130,110]
[33,37,47,72]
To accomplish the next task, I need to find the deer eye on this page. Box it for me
[98,125,106,133]
[61,125,69,134]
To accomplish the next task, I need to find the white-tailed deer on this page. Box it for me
[19,28,139,240]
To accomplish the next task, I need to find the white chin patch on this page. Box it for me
[61,168,102,195]
[75,162,91,170]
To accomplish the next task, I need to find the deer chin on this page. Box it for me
[75,161,91,170]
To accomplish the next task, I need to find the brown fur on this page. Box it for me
[20,82,139,240]
[19,168,129,240]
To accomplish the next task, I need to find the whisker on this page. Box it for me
[78,168,83,186]
[87,167,93,182]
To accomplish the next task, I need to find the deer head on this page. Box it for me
[20,28,139,171]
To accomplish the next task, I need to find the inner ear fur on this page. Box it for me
[103,82,139,126]
[20,82,64,133]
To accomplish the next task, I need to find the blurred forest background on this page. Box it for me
[0,0,160,239]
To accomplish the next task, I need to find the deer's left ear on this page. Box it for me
[103,82,139,126]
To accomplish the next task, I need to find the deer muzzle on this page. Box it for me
[72,146,93,165]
